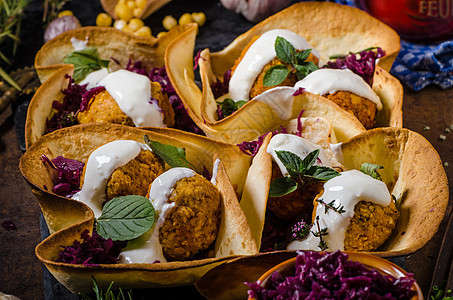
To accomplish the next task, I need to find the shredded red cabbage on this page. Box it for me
[212,69,232,99]
[41,155,84,197]
[193,50,205,70]
[325,48,385,86]
[80,86,105,112]
[293,87,305,96]
[46,75,87,133]
[247,250,417,300]
[56,229,127,266]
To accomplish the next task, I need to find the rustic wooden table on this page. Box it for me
[0,1,452,299]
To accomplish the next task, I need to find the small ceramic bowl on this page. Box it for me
[251,251,423,300]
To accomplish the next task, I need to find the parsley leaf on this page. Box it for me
[96,195,155,241]
[216,98,247,117]
[360,162,383,180]
[144,135,193,169]
[63,47,110,82]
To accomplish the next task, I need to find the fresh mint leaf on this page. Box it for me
[360,162,383,180]
[269,176,298,197]
[63,47,110,82]
[305,166,340,181]
[295,49,311,64]
[263,64,290,87]
[275,150,304,175]
[299,149,319,173]
[96,195,155,241]
[275,36,296,64]
[144,135,192,169]
[295,62,319,80]
[216,98,247,117]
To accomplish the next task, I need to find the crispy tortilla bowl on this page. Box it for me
[165,3,402,144]
[19,123,257,293]
[166,25,368,145]
[34,23,196,83]
[239,127,448,258]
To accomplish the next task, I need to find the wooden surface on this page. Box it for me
[0,0,452,298]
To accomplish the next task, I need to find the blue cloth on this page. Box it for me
[390,41,453,91]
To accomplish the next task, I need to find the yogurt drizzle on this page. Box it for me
[287,170,391,251]
[228,29,320,102]
[72,140,148,218]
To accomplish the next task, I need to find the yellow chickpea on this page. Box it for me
[178,13,193,25]
[128,18,144,32]
[162,15,177,30]
[136,0,147,8]
[191,12,206,27]
[114,2,133,21]
[133,7,143,17]
[57,10,73,18]
[127,0,137,10]
[156,31,167,39]
[134,26,152,37]
[96,13,113,27]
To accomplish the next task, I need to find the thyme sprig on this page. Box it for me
[317,199,346,214]
[312,216,328,251]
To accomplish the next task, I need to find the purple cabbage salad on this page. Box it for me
[56,229,127,266]
[247,250,417,300]
[47,59,203,135]
[325,47,385,86]
[237,110,305,156]
[41,155,84,197]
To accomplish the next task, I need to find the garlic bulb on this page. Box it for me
[220,0,292,22]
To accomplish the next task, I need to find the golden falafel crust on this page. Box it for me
[159,174,221,261]
[344,200,399,251]
[105,149,165,200]
[325,91,377,129]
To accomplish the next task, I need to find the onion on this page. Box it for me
[220,0,292,22]
[44,15,81,43]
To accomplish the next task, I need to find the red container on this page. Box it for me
[360,0,453,42]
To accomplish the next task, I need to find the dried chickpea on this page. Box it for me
[134,26,152,37]
[58,10,73,18]
[127,0,137,10]
[157,31,167,39]
[121,24,134,33]
[178,13,193,25]
[128,18,144,32]
[136,0,147,8]
[133,7,143,17]
[162,15,177,30]
[114,1,133,21]
[191,12,206,26]
[96,13,113,27]
[113,19,127,30]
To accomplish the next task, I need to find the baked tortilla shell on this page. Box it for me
[35,24,196,83]
[239,127,448,257]
[20,123,251,233]
[21,123,256,292]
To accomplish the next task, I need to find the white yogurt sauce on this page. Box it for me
[210,158,221,185]
[119,167,196,264]
[228,29,320,102]
[294,69,382,110]
[267,133,332,176]
[79,68,109,90]
[72,140,148,218]
[329,142,343,164]
[287,170,391,251]
[99,70,165,127]
[70,37,88,51]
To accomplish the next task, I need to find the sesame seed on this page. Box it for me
[444,162,449,167]
[423,126,430,131]
[439,134,447,140]
[446,128,451,133]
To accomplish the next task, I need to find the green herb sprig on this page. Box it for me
[63,47,110,82]
[96,195,156,241]
[144,135,194,169]
[263,36,318,87]
[312,216,328,251]
[317,199,346,214]
[360,162,383,180]
[216,98,247,117]
[268,149,340,197]
[79,276,133,300]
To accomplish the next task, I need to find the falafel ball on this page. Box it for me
[159,174,222,261]
[267,161,324,222]
[231,36,319,100]
[80,149,166,201]
[77,81,175,127]
[324,91,377,129]
[344,200,399,251]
